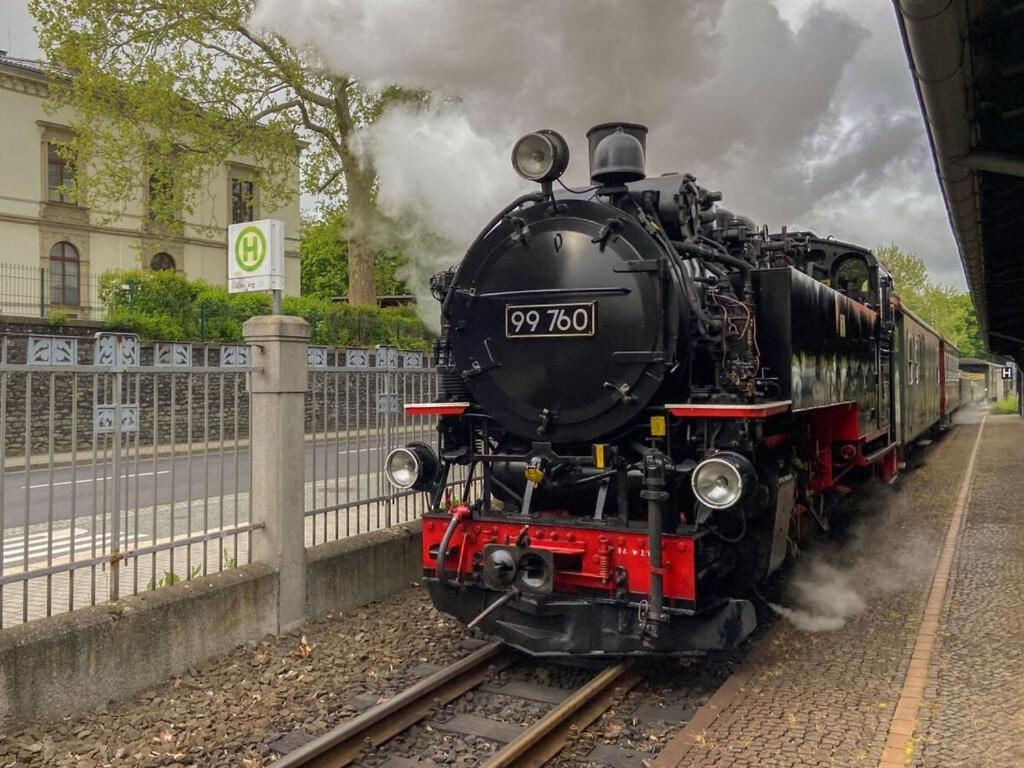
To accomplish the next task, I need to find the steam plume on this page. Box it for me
[769,561,866,632]
[768,486,935,632]
[252,0,961,316]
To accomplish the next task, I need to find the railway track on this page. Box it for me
[269,641,643,768]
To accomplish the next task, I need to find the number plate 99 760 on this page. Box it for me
[505,302,596,338]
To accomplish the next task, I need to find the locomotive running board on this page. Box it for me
[665,401,792,419]
[405,402,470,416]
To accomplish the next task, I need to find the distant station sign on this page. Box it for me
[1002,366,1014,380]
[228,219,284,293]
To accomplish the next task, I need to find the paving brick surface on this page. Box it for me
[657,416,982,767]
[909,414,1024,768]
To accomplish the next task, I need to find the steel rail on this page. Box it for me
[482,660,642,768]
[271,640,516,768]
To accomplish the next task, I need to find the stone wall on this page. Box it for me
[0,563,279,726]
[1,326,250,458]
[0,521,423,727]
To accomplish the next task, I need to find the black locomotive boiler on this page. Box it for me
[385,122,961,656]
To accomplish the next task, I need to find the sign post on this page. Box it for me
[228,219,285,313]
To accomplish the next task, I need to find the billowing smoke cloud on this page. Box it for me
[353,107,525,317]
[252,0,962,320]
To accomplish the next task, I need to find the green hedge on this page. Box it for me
[99,270,433,350]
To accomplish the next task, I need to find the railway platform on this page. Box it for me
[655,408,1024,768]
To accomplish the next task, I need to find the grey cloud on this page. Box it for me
[253,0,964,292]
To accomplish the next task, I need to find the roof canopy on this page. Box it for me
[894,0,1024,364]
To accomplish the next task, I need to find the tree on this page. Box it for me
[876,244,984,357]
[300,208,348,299]
[31,0,423,305]
[299,206,408,300]
[875,244,929,308]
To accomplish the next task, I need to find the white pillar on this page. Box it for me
[244,315,310,633]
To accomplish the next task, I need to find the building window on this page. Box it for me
[148,172,170,221]
[49,241,80,306]
[231,178,255,224]
[47,143,75,204]
[150,252,175,271]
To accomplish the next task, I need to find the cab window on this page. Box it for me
[833,256,872,304]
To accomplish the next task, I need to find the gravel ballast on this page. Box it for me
[0,584,476,768]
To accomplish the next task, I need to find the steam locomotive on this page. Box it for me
[385,122,960,655]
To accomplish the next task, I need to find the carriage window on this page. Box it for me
[907,334,921,385]
[915,336,920,384]
[914,335,921,384]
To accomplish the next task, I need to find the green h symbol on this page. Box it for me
[242,235,258,262]
[235,226,266,272]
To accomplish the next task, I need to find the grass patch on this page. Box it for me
[991,394,1019,415]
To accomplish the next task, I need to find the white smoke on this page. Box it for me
[361,108,522,247]
[769,486,936,632]
[769,561,866,632]
[354,106,526,326]
[251,0,962,314]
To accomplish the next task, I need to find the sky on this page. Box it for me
[0,0,966,290]
[0,1,39,58]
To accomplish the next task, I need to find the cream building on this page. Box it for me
[0,53,302,320]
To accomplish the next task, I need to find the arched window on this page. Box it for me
[150,252,175,271]
[49,241,80,306]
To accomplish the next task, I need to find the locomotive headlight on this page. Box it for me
[691,452,757,510]
[384,442,438,491]
[511,129,569,183]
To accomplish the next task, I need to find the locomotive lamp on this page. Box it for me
[691,452,757,510]
[384,442,438,491]
[511,129,569,184]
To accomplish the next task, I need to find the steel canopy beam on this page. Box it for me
[959,151,1024,178]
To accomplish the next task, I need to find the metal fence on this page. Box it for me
[0,333,450,628]
[0,332,254,628]
[304,346,443,545]
[0,262,104,321]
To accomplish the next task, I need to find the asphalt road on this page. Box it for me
[2,433,388,529]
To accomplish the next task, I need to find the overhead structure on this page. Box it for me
[894,0,1024,364]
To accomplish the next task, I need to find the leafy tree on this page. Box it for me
[300,206,408,300]
[31,0,424,305]
[374,244,411,298]
[876,244,929,308]
[876,244,984,357]
[300,208,348,299]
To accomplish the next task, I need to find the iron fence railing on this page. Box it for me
[0,332,254,628]
[0,262,104,321]
[0,333,457,628]
[303,346,446,545]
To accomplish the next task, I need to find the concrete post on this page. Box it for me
[244,315,310,633]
